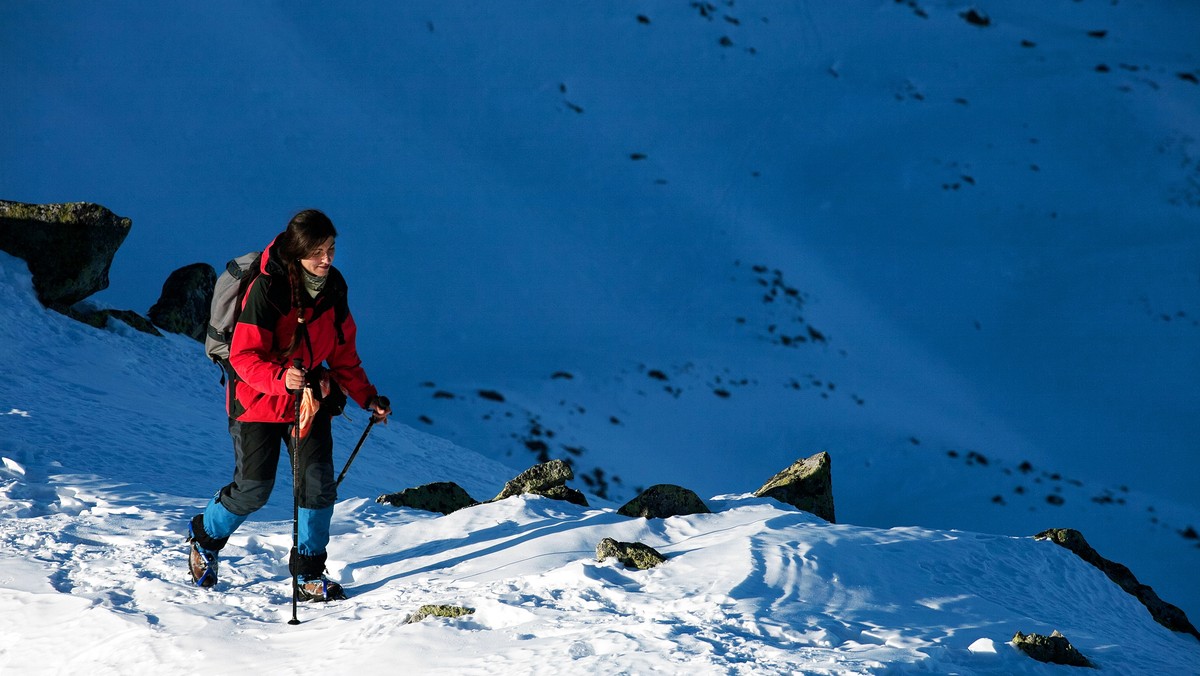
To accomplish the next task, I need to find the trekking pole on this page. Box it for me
[288,358,304,626]
[335,418,376,489]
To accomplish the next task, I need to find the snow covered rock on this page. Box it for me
[595,537,666,570]
[1011,630,1093,668]
[148,262,216,341]
[0,200,131,309]
[617,484,710,519]
[101,308,161,335]
[753,451,836,522]
[377,481,479,515]
[1035,527,1200,639]
[404,604,476,624]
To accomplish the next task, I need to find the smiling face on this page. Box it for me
[300,236,336,277]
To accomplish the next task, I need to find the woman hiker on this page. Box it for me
[188,209,391,601]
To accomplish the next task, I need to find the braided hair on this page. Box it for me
[276,209,338,358]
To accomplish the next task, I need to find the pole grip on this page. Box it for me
[289,358,304,394]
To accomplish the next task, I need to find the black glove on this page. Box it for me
[367,395,391,422]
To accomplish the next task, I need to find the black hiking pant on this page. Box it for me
[193,409,339,572]
[219,412,337,516]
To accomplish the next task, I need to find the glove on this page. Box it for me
[367,395,391,423]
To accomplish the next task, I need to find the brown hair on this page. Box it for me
[277,209,338,358]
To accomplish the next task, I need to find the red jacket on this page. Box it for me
[227,238,377,422]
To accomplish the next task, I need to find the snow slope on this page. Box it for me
[2,246,1199,672]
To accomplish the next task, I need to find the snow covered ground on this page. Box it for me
[1,251,1198,671]
[3,0,1199,671]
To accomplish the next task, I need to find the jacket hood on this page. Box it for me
[261,234,286,277]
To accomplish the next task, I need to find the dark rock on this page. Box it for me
[492,459,587,506]
[148,263,216,341]
[107,309,162,336]
[596,537,667,570]
[618,484,710,519]
[0,200,131,309]
[404,604,475,624]
[754,452,836,522]
[960,8,990,27]
[1011,630,1093,668]
[1035,528,1200,639]
[539,484,589,507]
[63,306,162,337]
[65,306,110,329]
[377,482,478,515]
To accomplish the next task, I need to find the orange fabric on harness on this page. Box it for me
[296,372,333,439]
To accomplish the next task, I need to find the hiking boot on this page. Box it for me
[296,574,347,602]
[188,523,219,588]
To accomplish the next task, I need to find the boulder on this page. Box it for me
[1035,528,1199,639]
[595,537,667,570]
[1011,630,1092,668]
[617,484,710,519]
[0,200,131,309]
[148,262,216,341]
[753,451,836,522]
[492,459,587,506]
[377,482,478,515]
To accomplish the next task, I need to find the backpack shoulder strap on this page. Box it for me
[232,252,264,319]
[329,267,349,345]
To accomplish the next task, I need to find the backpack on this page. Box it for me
[204,251,350,380]
[205,251,263,367]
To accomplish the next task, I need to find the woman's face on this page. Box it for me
[300,236,335,277]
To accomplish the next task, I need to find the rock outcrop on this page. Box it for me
[595,538,667,570]
[0,200,132,309]
[1035,528,1199,639]
[492,459,587,506]
[0,199,160,336]
[377,482,478,515]
[148,262,216,341]
[753,451,835,522]
[1011,630,1093,668]
[617,484,710,519]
